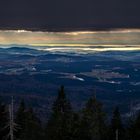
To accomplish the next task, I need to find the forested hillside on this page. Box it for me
[0,86,140,140]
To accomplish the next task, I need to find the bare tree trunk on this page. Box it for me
[9,96,14,140]
[116,129,118,140]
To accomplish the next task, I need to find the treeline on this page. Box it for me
[0,86,140,140]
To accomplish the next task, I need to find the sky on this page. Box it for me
[0,29,140,52]
[0,0,140,30]
[0,29,140,46]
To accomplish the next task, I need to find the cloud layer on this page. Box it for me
[0,29,140,51]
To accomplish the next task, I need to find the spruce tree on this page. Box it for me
[21,108,43,140]
[109,107,125,140]
[70,112,81,140]
[80,97,107,140]
[125,117,135,140]
[0,99,9,140]
[15,100,26,139]
[127,113,140,140]
[132,112,140,140]
[45,86,73,140]
[15,101,43,140]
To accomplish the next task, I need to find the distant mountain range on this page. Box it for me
[0,45,140,118]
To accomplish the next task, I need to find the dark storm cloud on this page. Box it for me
[0,0,140,30]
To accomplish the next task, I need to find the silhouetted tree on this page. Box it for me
[126,121,134,140]
[70,112,81,140]
[127,112,140,140]
[109,107,125,140]
[45,86,73,140]
[15,100,43,140]
[21,108,43,140]
[80,97,107,140]
[0,98,9,140]
[15,100,26,139]
[133,112,140,140]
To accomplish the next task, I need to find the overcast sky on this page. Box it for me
[0,0,140,30]
[0,29,140,46]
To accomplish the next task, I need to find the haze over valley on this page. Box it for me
[0,42,139,117]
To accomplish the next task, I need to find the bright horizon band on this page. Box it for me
[0,29,140,51]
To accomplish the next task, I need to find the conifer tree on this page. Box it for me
[127,113,140,140]
[15,101,43,140]
[21,108,43,140]
[131,112,140,140]
[109,107,125,140]
[70,112,81,140]
[125,116,135,140]
[15,100,26,139]
[45,86,73,140]
[0,99,9,140]
[80,97,107,140]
